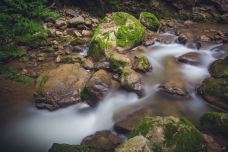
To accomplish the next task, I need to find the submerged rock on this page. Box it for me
[198,77,228,110]
[81,130,123,152]
[48,143,95,152]
[200,112,228,137]
[158,58,188,97]
[88,12,146,61]
[115,136,152,152]
[35,64,90,111]
[120,67,143,95]
[177,52,202,65]
[139,12,160,31]
[129,116,204,152]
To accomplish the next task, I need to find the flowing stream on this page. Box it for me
[0,39,223,152]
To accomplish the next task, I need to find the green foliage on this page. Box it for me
[38,75,49,96]
[200,112,228,137]
[0,67,34,84]
[49,143,96,152]
[0,0,59,62]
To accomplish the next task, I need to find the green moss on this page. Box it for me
[200,78,228,101]
[49,143,95,152]
[140,12,160,31]
[200,112,228,137]
[108,54,128,72]
[0,68,34,84]
[134,56,152,72]
[210,57,228,78]
[113,12,146,48]
[80,88,90,100]
[129,117,153,138]
[129,116,204,152]
[38,75,49,96]
[88,12,145,61]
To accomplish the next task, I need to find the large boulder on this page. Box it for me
[139,12,160,31]
[81,130,123,152]
[48,143,95,152]
[198,57,228,110]
[82,69,119,106]
[35,64,90,110]
[200,112,228,137]
[88,12,146,61]
[129,116,204,152]
[198,77,228,110]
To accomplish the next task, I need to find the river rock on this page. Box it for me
[211,43,228,58]
[209,57,228,78]
[35,64,90,111]
[115,136,152,152]
[48,143,95,152]
[158,58,188,97]
[200,112,228,137]
[109,53,132,72]
[139,12,160,31]
[203,134,223,152]
[55,19,67,28]
[114,108,153,134]
[120,67,143,95]
[177,52,202,65]
[83,69,118,106]
[198,77,228,110]
[88,12,146,61]
[68,16,85,27]
[132,56,152,73]
[129,116,204,152]
[81,130,123,152]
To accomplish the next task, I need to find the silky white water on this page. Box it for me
[0,41,221,152]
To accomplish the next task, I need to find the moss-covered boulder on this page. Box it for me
[139,12,160,31]
[209,57,228,78]
[129,116,204,152]
[198,77,228,110]
[48,143,95,152]
[88,12,146,61]
[200,112,228,137]
[133,56,152,73]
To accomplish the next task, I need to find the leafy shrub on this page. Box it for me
[0,0,59,62]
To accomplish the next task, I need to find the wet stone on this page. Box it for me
[81,130,123,152]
